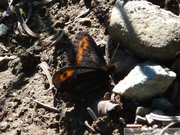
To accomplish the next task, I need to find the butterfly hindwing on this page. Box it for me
[52,66,109,101]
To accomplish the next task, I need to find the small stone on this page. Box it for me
[136,106,152,117]
[0,23,10,36]
[23,127,29,132]
[152,124,159,129]
[151,98,173,111]
[113,61,176,101]
[12,92,18,97]
[141,125,149,133]
[0,122,10,131]
[7,117,13,122]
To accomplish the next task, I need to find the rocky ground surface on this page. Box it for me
[0,0,180,135]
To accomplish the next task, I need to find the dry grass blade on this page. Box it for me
[15,5,42,38]
[84,120,97,133]
[87,107,98,121]
[148,113,180,121]
[49,30,65,47]
[39,61,54,90]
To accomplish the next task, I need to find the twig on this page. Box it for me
[39,62,54,90]
[87,107,98,121]
[84,120,97,133]
[35,100,59,112]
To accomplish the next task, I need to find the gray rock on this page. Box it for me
[109,0,180,60]
[151,98,173,111]
[113,61,176,101]
[0,23,10,36]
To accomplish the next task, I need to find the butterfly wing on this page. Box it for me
[52,66,110,101]
[73,32,107,68]
[52,32,109,101]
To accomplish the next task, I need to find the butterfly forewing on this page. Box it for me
[73,32,107,68]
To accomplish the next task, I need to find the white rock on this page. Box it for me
[109,0,180,60]
[112,61,176,101]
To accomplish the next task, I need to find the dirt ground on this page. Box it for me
[0,0,179,135]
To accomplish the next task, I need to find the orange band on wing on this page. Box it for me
[59,70,74,81]
[76,37,89,65]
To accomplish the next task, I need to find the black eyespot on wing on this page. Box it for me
[52,66,110,101]
[52,68,75,90]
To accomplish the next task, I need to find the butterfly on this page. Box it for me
[52,32,116,101]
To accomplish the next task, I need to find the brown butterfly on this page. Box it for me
[52,32,116,101]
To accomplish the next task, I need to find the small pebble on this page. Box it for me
[12,92,18,97]
[0,23,10,36]
[7,117,13,122]
[0,122,10,131]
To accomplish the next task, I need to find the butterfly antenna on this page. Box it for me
[110,43,120,64]
[105,36,120,86]
[109,43,120,86]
